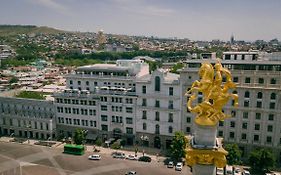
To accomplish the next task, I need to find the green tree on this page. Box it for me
[170,63,184,74]
[224,144,242,165]
[169,131,187,161]
[95,138,103,146]
[249,148,275,174]
[73,129,86,145]
[16,91,45,100]
[9,77,18,84]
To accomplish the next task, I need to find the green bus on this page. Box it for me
[63,144,85,155]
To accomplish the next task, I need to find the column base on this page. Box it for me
[193,164,216,175]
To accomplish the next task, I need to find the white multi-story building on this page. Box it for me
[0,96,56,140]
[180,58,281,165]
[135,69,181,149]
[54,59,149,145]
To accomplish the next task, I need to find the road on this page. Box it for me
[0,142,192,175]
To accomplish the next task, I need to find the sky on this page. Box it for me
[1,0,281,41]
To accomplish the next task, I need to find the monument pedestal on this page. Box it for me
[193,165,216,175]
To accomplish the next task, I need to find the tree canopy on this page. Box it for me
[249,148,275,174]
[169,131,188,161]
[73,128,86,145]
[224,143,242,165]
[16,91,45,100]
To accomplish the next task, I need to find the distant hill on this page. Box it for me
[0,25,67,36]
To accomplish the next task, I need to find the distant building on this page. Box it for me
[230,34,235,45]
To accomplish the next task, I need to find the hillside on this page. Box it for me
[0,25,66,36]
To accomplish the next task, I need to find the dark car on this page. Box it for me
[138,156,152,162]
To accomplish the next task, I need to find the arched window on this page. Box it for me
[143,123,147,130]
[168,126,173,133]
[86,81,89,86]
[155,76,161,91]
[257,92,263,99]
[244,91,250,98]
[155,124,160,134]
[270,93,276,100]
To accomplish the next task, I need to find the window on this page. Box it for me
[142,99,147,106]
[101,105,107,111]
[254,124,260,130]
[126,117,133,124]
[155,76,161,91]
[69,80,73,85]
[126,107,133,113]
[78,81,81,85]
[241,133,247,140]
[143,123,147,130]
[86,81,89,86]
[255,113,261,120]
[270,93,276,100]
[242,122,247,129]
[243,111,248,118]
[257,92,263,99]
[245,77,251,83]
[126,127,133,134]
[142,111,147,119]
[155,124,160,134]
[267,125,273,132]
[101,115,108,121]
[244,101,249,107]
[186,127,190,133]
[233,77,238,83]
[231,110,236,117]
[268,114,274,121]
[168,126,173,134]
[155,100,160,108]
[266,136,272,143]
[142,86,146,94]
[258,78,264,84]
[269,102,275,109]
[244,91,250,98]
[218,131,223,137]
[229,132,235,139]
[155,111,160,121]
[168,113,173,122]
[168,100,173,109]
[101,125,108,131]
[254,135,259,142]
[169,87,173,96]
[230,121,235,128]
[270,78,276,84]
[219,121,224,127]
[256,101,262,108]
[186,117,191,123]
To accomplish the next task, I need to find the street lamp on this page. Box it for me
[26,124,31,144]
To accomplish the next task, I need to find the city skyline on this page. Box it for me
[1,0,281,41]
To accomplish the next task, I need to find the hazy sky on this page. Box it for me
[1,0,281,41]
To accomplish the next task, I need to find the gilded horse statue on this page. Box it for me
[186,61,238,126]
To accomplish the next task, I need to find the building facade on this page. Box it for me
[54,59,149,145]
[135,69,181,149]
[0,97,56,140]
[181,58,281,164]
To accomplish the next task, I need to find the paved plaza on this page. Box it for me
[0,141,191,175]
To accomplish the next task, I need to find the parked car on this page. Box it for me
[125,171,137,175]
[126,154,138,160]
[175,162,183,171]
[234,167,242,175]
[138,156,152,162]
[167,161,174,168]
[112,152,126,159]
[242,170,251,175]
[217,168,224,175]
[88,154,101,160]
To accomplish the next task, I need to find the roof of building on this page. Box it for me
[77,64,129,72]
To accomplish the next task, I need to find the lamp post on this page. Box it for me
[185,61,238,175]
[26,124,31,144]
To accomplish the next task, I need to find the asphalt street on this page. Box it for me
[0,142,192,175]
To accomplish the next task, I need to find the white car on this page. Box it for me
[217,168,224,175]
[167,161,174,168]
[126,154,137,160]
[125,171,137,175]
[88,154,101,160]
[175,162,183,171]
[242,170,251,175]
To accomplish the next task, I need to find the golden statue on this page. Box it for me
[186,60,238,126]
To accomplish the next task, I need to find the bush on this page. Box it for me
[110,142,121,149]
[95,138,103,146]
